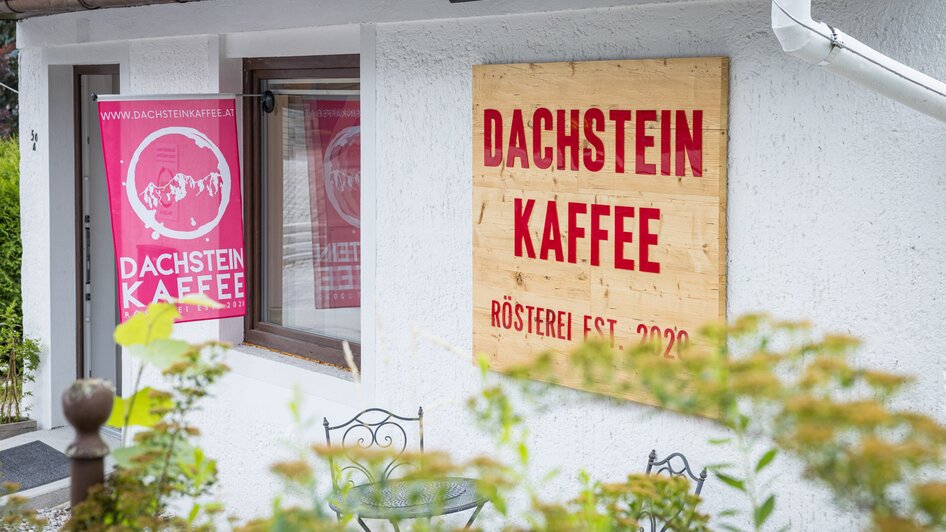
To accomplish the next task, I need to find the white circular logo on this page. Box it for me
[126,126,231,241]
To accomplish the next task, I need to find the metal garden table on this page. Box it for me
[329,476,489,531]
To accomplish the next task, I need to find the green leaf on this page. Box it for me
[106,387,171,428]
[203,502,224,515]
[187,504,201,525]
[737,414,751,431]
[754,495,775,527]
[126,339,190,370]
[517,441,529,464]
[755,448,778,473]
[176,294,223,309]
[476,355,490,376]
[718,509,740,517]
[716,473,746,493]
[541,468,561,484]
[112,445,148,468]
[493,496,508,515]
[114,303,180,346]
[709,438,732,445]
[176,445,217,488]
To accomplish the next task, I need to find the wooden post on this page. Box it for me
[62,379,114,509]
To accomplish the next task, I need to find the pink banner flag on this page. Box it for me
[98,98,246,323]
[304,99,361,309]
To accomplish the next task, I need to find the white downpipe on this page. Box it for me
[772,0,946,122]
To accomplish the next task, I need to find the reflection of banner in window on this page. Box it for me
[304,99,361,309]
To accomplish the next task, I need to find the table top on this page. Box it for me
[329,477,489,519]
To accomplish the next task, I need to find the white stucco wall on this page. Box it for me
[17,0,946,529]
[368,1,946,529]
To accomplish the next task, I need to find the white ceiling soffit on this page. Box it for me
[16,0,702,48]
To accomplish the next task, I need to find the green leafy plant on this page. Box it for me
[0,138,38,425]
[163,325,704,532]
[239,351,706,532]
[466,356,709,532]
[237,382,519,532]
[0,136,21,311]
[0,23,16,138]
[530,471,710,531]
[32,303,946,532]
[0,480,46,529]
[517,315,946,531]
[66,298,229,532]
[0,304,39,424]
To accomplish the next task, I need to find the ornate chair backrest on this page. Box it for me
[645,449,708,495]
[639,449,709,532]
[323,407,424,491]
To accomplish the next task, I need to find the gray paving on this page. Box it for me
[0,427,121,509]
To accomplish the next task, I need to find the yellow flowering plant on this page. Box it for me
[518,315,946,531]
[14,301,944,531]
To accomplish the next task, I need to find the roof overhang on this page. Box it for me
[0,0,205,20]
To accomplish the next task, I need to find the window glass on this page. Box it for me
[260,78,361,342]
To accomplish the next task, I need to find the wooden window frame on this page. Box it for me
[242,54,361,369]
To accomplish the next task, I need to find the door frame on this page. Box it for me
[73,64,120,383]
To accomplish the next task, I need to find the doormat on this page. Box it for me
[0,441,70,491]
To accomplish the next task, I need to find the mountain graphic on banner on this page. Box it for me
[139,172,223,210]
[326,126,360,193]
[329,168,360,192]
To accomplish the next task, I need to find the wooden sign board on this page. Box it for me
[472,57,729,408]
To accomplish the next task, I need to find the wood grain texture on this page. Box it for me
[472,57,729,410]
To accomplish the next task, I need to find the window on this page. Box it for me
[243,55,361,368]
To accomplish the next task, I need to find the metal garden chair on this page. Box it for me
[637,449,709,532]
[323,407,489,531]
[323,407,424,505]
